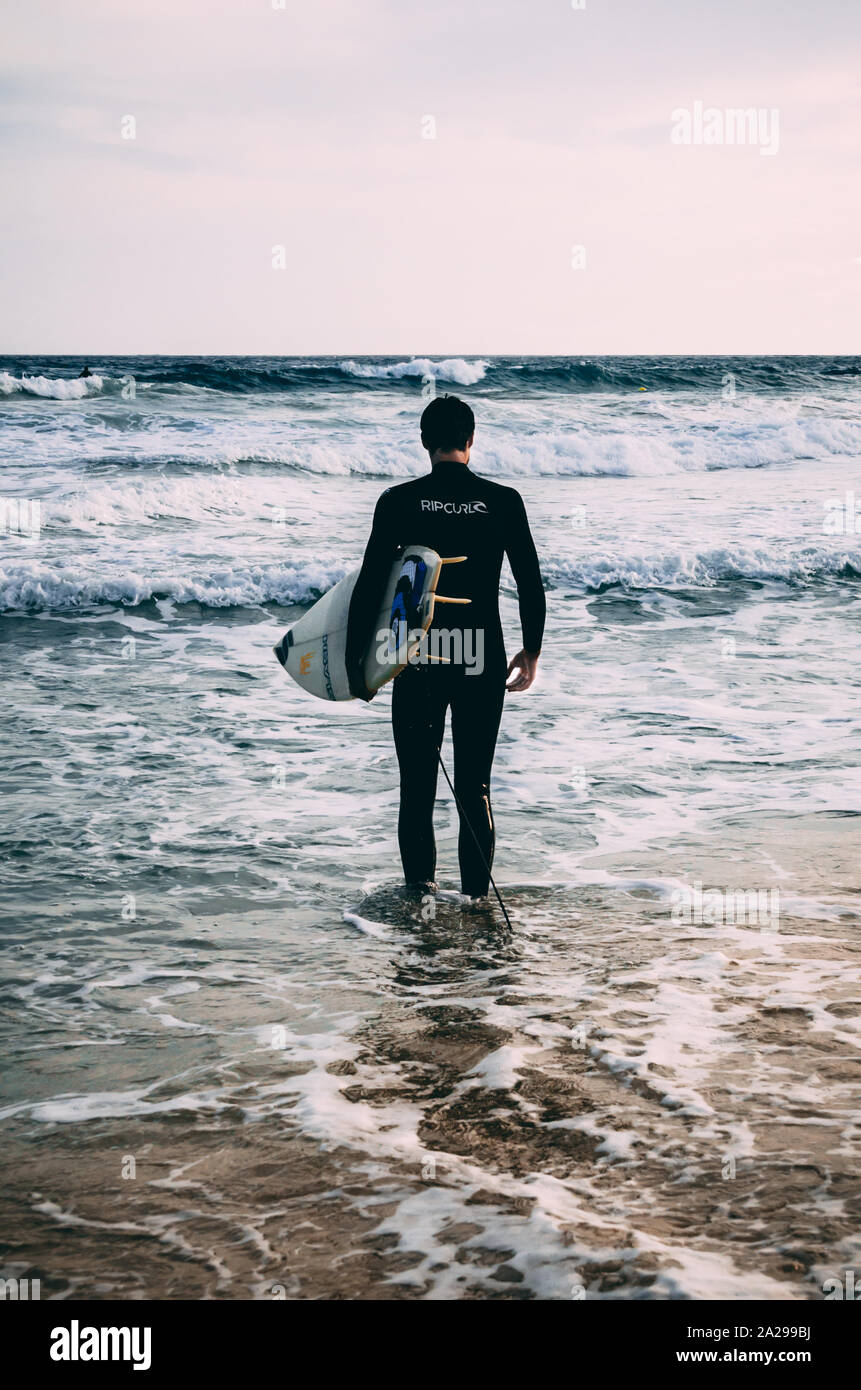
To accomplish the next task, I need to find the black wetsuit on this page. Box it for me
[346,459,545,897]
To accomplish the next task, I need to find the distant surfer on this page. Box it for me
[346,395,545,902]
[78,365,92,378]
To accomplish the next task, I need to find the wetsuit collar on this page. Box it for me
[431,458,470,471]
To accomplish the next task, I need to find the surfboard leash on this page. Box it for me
[432,745,513,930]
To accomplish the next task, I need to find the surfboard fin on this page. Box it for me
[433,558,469,610]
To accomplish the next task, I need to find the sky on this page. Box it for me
[1,0,859,354]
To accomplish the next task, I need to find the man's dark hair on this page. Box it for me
[420,395,475,454]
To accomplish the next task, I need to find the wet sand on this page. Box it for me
[2,816,858,1300]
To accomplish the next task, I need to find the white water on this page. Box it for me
[1,356,859,1299]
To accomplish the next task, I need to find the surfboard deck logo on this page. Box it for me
[388,554,428,664]
[273,546,468,701]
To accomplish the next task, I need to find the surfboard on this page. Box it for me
[273,546,468,701]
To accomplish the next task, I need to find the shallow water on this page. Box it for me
[1,356,859,1298]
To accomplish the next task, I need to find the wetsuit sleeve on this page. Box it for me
[345,489,400,697]
[505,489,545,654]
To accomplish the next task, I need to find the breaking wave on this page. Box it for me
[2,543,858,613]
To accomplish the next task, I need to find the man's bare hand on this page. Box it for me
[505,649,539,692]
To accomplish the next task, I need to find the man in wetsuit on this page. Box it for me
[345,395,545,900]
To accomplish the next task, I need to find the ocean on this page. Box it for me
[1,354,859,1300]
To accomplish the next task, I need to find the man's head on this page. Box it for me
[420,395,475,462]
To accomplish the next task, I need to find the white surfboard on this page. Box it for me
[273,546,469,701]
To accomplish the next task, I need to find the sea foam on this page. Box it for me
[2,541,858,612]
[0,371,104,399]
[339,357,488,385]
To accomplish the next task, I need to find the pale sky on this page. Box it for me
[1,0,859,354]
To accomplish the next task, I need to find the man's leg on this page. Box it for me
[449,662,506,898]
[391,666,448,887]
